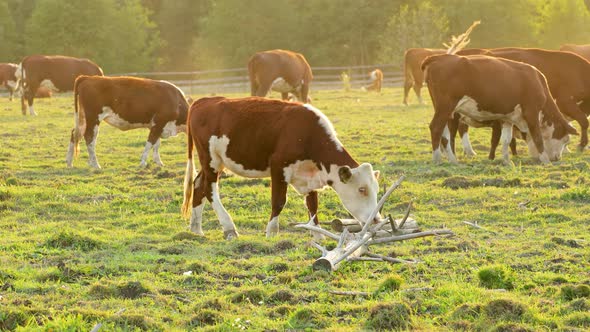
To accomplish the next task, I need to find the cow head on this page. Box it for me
[330,163,381,223]
[527,120,577,162]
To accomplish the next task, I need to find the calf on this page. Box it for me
[66,76,189,169]
[181,97,381,240]
[0,63,18,100]
[365,69,383,92]
[422,54,576,165]
[16,55,103,115]
[402,48,487,105]
[560,44,590,62]
[248,49,313,103]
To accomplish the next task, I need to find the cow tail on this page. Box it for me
[181,113,195,218]
[72,76,87,157]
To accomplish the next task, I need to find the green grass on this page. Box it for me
[0,88,589,331]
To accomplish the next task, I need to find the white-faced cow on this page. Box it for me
[16,55,103,116]
[248,49,313,103]
[364,69,383,92]
[0,63,18,101]
[453,48,590,156]
[66,76,189,169]
[422,54,577,165]
[402,48,487,105]
[560,44,590,62]
[181,97,381,240]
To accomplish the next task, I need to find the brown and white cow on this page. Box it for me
[16,55,103,116]
[454,48,590,155]
[364,69,383,92]
[402,48,487,105]
[248,49,313,103]
[560,44,590,62]
[0,63,18,101]
[66,76,189,169]
[422,54,577,165]
[181,97,381,240]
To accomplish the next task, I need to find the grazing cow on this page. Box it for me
[66,76,189,169]
[16,55,103,116]
[365,69,383,92]
[560,44,590,62]
[181,97,381,240]
[422,54,576,165]
[35,86,52,98]
[0,63,18,101]
[403,48,488,105]
[454,48,590,155]
[248,49,313,103]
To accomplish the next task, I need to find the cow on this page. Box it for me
[248,49,313,103]
[35,86,52,98]
[560,44,590,62]
[181,97,381,240]
[422,54,577,165]
[364,69,383,92]
[454,48,590,155]
[402,48,487,105]
[0,63,18,101]
[15,55,103,116]
[66,76,189,169]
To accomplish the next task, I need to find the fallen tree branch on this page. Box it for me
[462,221,497,234]
[368,229,454,245]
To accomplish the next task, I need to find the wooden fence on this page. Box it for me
[113,64,404,95]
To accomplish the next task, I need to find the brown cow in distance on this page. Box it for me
[364,69,383,92]
[182,97,381,240]
[454,48,590,155]
[66,76,189,169]
[560,44,590,62]
[0,63,18,101]
[16,55,103,116]
[422,54,576,165]
[402,48,487,105]
[248,49,313,103]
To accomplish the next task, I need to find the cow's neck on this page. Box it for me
[315,147,358,182]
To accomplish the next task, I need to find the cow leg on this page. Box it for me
[412,70,424,104]
[85,122,101,169]
[140,126,164,167]
[189,171,207,236]
[250,81,259,97]
[430,101,457,164]
[489,121,501,160]
[556,97,589,151]
[209,176,238,240]
[441,125,458,163]
[447,115,460,155]
[300,84,310,104]
[402,80,412,105]
[266,163,288,237]
[152,139,163,166]
[523,108,549,164]
[305,191,325,242]
[255,80,272,97]
[500,122,514,165]
[22,84,37,116]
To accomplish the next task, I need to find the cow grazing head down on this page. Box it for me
[182,97,382,240]
[330,163,381,223]
[526,112,576,162]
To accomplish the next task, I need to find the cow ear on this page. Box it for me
[373,170,380,180]
[338,166,353,183]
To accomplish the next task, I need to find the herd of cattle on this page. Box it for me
[1,44,589,239]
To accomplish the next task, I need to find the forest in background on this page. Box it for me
[0,0,589,73]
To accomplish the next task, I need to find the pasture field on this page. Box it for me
[0,89,589,331]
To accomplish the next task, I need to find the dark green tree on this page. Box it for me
[537,0,590,48]
[0,0,19,62]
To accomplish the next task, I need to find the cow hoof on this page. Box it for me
[265,219,279,238]
[224,229,239,240]
[139,162,148,168]
[190,226,204,236]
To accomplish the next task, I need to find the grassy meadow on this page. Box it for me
[0,89,589,331]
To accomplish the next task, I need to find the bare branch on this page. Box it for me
[445,20,481,55]
[398,200,413,229]
[368,229,454,245]
[462,220,497,234]
[328,290,371,296]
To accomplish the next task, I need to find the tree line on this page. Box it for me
[0,0,589,73]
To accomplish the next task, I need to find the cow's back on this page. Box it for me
[249,50,312,85]
[560,44,590,62]
[22,55,103,91]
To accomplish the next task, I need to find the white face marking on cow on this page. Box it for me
[283,160,324,195]
[370,70,378,81]
[302,104,344,152]
[208,135,271,177]
[39,79,58,92]
[461,132,477,157]
[328,163,381,224]
[271,77,297,93]
[265,216,279,238]
[100,106,150,130]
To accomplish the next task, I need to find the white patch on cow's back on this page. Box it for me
[302,104,344,151]
[40,79,58,92]
[283,160,326,195]
[100,106,151,130]
[271,77,295,93]
[208,135,270,177]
